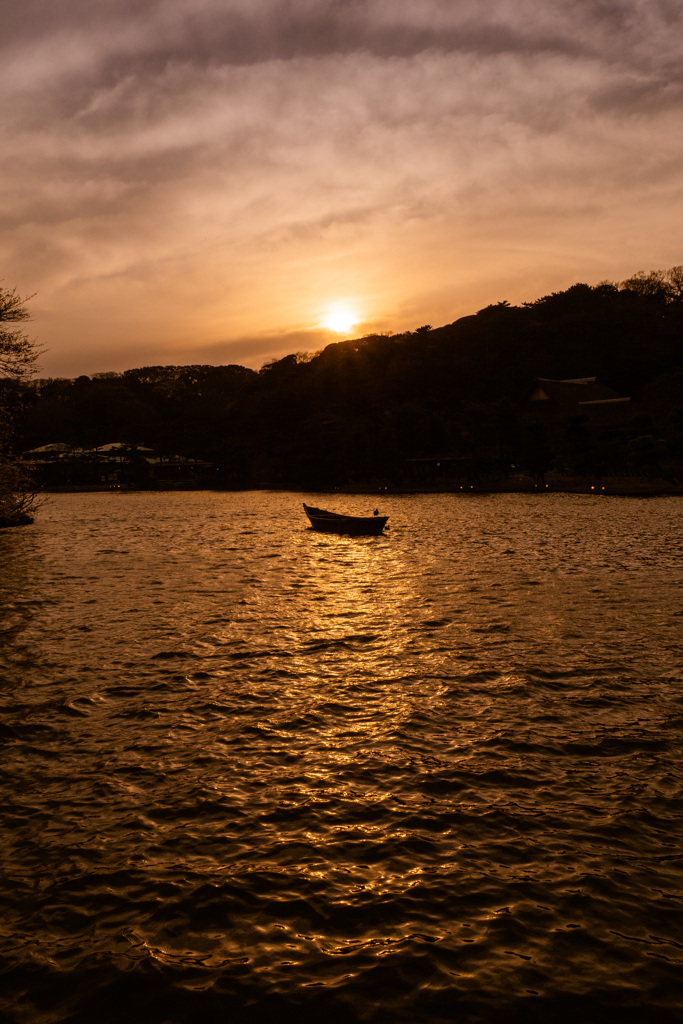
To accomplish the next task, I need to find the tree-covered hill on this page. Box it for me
[14,268,683,488]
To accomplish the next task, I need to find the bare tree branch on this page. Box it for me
[0,288,42,526]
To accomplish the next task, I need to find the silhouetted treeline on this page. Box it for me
[14,269,683,487]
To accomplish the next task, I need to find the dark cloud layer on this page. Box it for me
[5,1,681,109]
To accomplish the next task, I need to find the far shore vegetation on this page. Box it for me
[3,266,683,512]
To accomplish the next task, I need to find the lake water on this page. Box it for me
[1,491,682,1023]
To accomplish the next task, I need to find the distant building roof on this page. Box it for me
[527,377,631,425]
[23,443,71,454]
[25,442,156,461]
[530,377,629,406]
[94,442,154,452]
[578,397,631,406]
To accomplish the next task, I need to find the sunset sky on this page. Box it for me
[2,0,682,377]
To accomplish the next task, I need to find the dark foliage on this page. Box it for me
[15,269,683,488]
[0,288,40,524]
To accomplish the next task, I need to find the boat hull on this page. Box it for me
[303,503,388,536]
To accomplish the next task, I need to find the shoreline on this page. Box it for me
[34,477,683,498]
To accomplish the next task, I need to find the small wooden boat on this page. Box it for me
[303,503,388,535]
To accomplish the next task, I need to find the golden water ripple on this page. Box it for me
[0,491,681,1023]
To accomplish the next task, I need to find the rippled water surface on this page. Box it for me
[1,491,682,1023]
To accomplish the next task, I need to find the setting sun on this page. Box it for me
[320,307,357,334]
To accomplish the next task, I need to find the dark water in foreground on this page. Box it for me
[1,491,682,1023]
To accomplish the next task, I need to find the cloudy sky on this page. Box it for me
[2,0,682,376]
